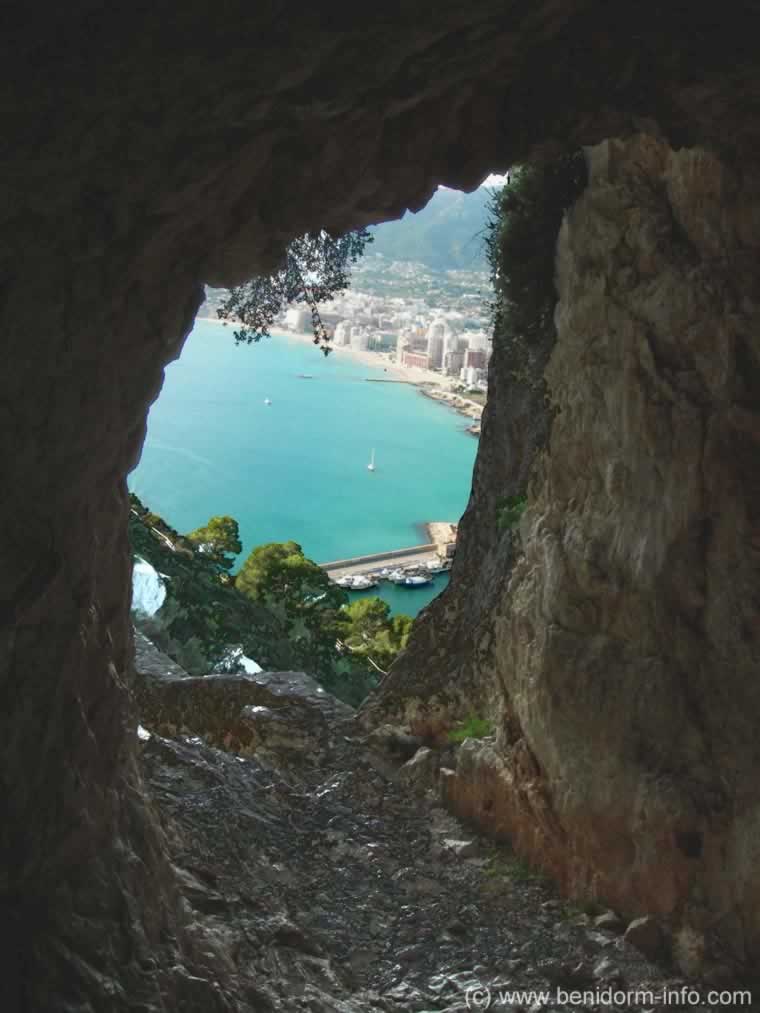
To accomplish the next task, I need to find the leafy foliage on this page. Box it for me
[485,154,587,375]
[339,597,413,672]
[235,540,355,687]
[218,229,373,350]
[130,504,414,706]
[447,714,494,744]
[187,515,242,571]
[129,495,295,675]
[496,494,527,532]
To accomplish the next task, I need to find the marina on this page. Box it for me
[320,521,456,591]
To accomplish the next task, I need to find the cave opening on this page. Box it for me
[4,4,760,1007]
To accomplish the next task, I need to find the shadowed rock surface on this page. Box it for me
[133,678,748,1010]
[369,133,760,975]
[3,4,760,1007]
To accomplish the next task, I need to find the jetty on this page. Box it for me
[319,543,440,580]
[319,522,458,582]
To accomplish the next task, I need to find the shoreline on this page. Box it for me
[276,326,448,386]
[195,314,448,387]
[197,315,483,439]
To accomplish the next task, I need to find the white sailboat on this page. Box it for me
[367,448,376,472]
[264,398,272,406]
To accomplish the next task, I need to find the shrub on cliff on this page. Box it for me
[447,714,494,743]
[486,153,587,369]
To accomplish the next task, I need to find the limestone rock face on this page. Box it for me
[372,135,760,972]
[137,667,353,767]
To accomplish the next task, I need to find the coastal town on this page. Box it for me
[283,257,491,392]
[200,253,492,435]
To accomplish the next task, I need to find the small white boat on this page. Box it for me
[401,574,433,587]
[350,575,378,590]
[264,398,272,405]
[336,574,378,590]
[367,448,376,472]
[425,559,446,573]
[388,569,406,583]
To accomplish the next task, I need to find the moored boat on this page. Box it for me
[400,573,433,587]
[335,574,379,590]
[425,559,447,573]
[350,575,378,590]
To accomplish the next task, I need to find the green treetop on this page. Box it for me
[340,598,413,672]
[187,515,242,571]
[236,541,348,678]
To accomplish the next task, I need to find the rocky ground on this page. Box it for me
[137,651,756,1012]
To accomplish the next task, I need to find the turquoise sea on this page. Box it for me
[129,319,478,615]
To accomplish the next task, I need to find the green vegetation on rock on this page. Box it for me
[486,155,587,359]
[496,494,527,532]
[447,714,494,743]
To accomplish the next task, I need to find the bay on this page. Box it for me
[129,319,477,615]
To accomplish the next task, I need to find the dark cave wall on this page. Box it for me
[2,2,760,1005]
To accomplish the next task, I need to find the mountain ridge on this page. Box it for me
[368,185,495,272]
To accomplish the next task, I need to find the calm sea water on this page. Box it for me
[129,319,477,615]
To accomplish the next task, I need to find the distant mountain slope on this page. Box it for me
[369,186,495,272]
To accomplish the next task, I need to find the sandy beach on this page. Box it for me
[276,327,448,386]
[196,315,449,386]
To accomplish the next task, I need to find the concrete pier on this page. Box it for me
[319,521,458,582]
[319,543,439,580]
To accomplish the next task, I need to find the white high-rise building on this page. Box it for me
[396,335,411,364]
[460,365,485,386]
[427,334,444,369]
[285,307,311,331]
[334,320,352,346]
[443,349,465,376]
[467,331,490,352]
[442,328,459,362]
[426,318,451,369]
